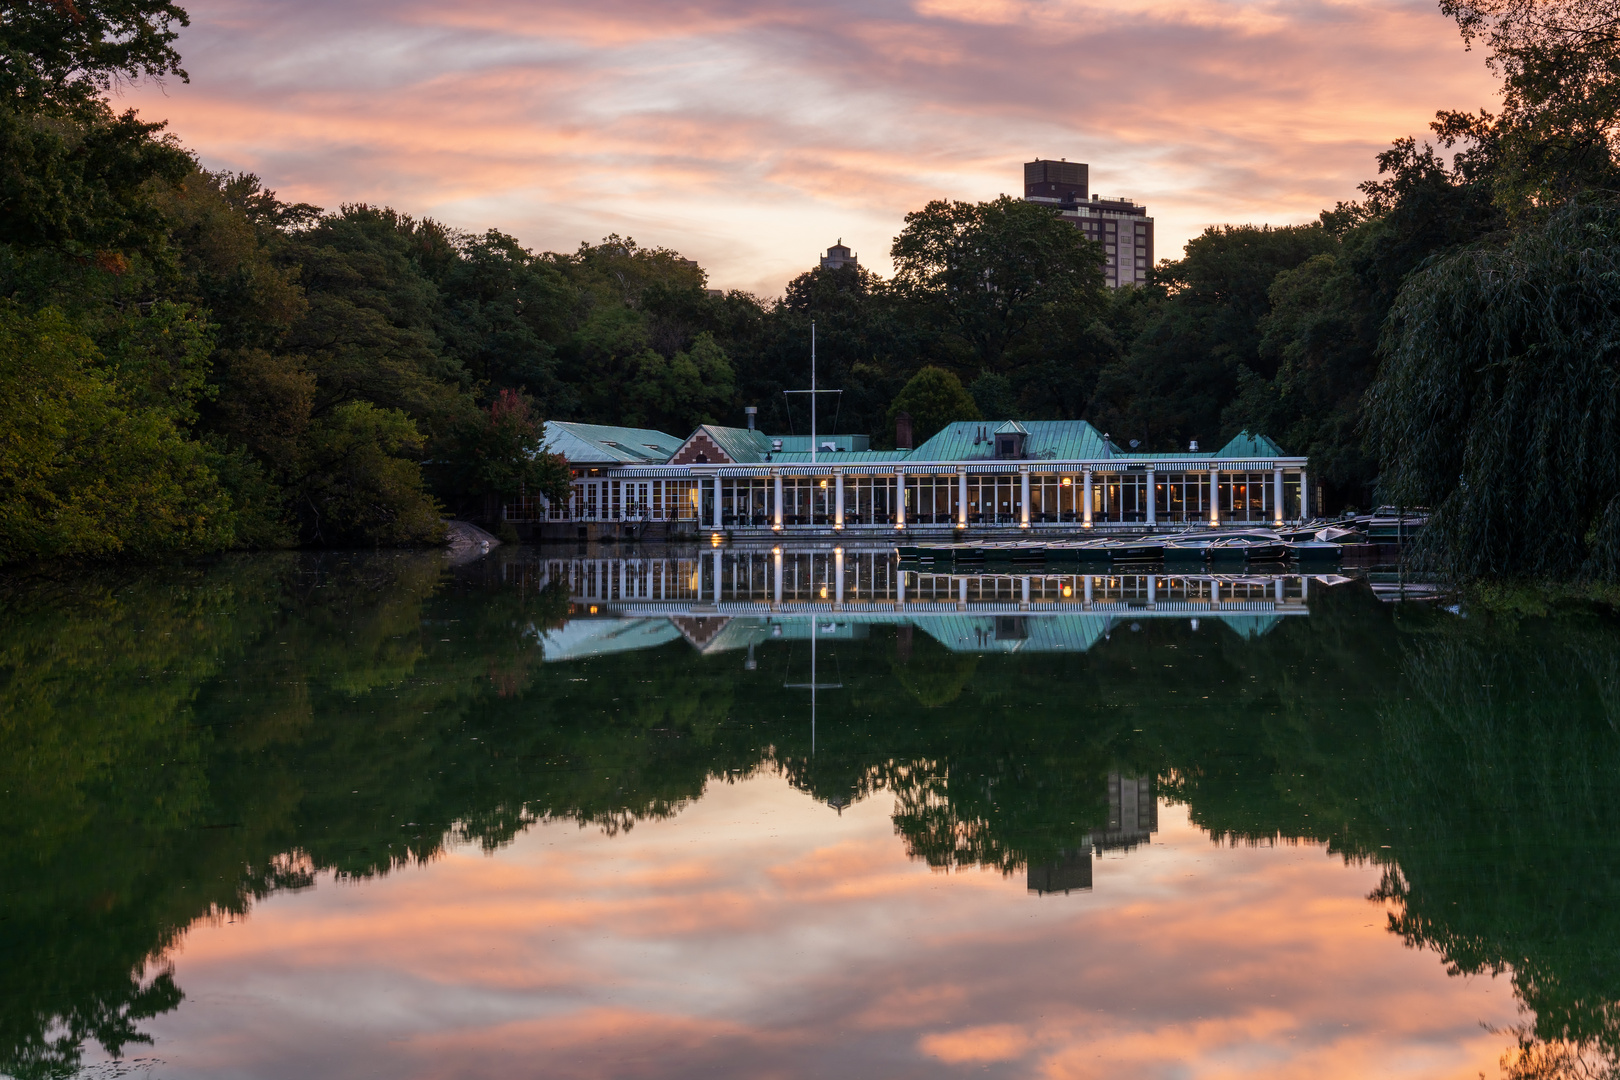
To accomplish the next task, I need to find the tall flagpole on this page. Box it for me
[810,321,817,467]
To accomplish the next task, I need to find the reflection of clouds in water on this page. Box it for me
[120,0,1496,295]
[138,778,1516,1079]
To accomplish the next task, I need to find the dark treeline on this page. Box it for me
[4,0,1618,579]
[6,553,1620,1077]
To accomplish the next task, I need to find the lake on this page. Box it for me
[3,546,1616,1079]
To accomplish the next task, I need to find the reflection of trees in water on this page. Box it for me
[1365,612,1620,1079]
[9,559,1620,1078]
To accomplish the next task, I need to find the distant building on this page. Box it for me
[820,240,859,271]
[1023,159,1154,289]
[1027,773,1159,895]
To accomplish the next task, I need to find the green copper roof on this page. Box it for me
[544,421,684,464]
[909,420,1114,462]
[693,425,873,463]
[1216,431,1286,458]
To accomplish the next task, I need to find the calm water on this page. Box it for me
[3,547,1618,1080]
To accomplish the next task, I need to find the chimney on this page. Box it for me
[745,406,757,431]
[895,411,914,450]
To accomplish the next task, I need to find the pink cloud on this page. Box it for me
[118,0,1497,295]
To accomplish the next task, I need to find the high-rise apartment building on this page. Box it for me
[1023,159,1153,288]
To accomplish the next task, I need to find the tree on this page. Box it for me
[447,389,569,520]
[1367,200,1620,582]
[890,195,1106,375]
[886,365,980,445]
[0,0,189,109]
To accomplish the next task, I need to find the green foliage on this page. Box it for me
[0,303,233,561]
[293,402,443,547]
[891,195,1107,375]
[1368,200,1620,582]
[886,365,979,444]
[0,0,189,109]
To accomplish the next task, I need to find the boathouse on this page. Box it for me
[507,418,1312,539]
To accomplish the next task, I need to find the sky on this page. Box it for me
[122,776,1518,1078]
[121,0,1502,297]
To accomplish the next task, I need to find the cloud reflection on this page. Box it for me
[138,776,1517,1078]
[121,0,1498,294]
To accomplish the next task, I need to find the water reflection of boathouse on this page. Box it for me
[512,549,1321,661]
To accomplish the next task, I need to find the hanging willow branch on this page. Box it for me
[1367,199,1620,581]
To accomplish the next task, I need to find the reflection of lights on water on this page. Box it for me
[819,586,828,599]
[589,605,598,615]
[1062,585,1073,597]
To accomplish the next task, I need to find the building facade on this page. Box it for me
[507,419,1314,536]
[1023,158,1153,289]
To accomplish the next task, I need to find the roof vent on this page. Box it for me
[745,406,758,431]
[1189,439,1199,452]
[771,438,783,452]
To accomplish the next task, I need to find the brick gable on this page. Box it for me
[670,432,733,465]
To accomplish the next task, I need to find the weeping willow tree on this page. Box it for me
[1366,199,1620,581]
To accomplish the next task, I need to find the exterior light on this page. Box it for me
[820,480,828,488]
[589,605,598,614]
[772,546,782,555]
[819,586,828,599]
[710,533,722,546]
[834,547,843,555]
[1062,585,1073,598]
[1061,477,1072,487]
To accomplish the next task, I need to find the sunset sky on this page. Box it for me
[122,0,1501,296]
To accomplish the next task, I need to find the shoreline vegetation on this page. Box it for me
[1,1,1617,585]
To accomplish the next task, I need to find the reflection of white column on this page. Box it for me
[959,577,968,606]
[1083,469,1094,528]
[1020,469,1031,528]
[897,566,906,606]
[618,560,626,599]
[1148,574,1157,605]
[1212,579,1221,606]
[1301,575,1310,602]
[1146,468,1157,526]
[712,475,723,529]
[1209,466,1221,526]
[958,470,968,528]
[835,548,845,607]
[713,550,722,604]
[895,470,906,529]
[773,548,783,607]
[1021,576,1031,607]
[1275,577,1284,603]
[773,471,784,530]
[1083,574,1094,605]
[834,471,844,529]
[1273,467,1285,526]
[1300,469,1311,519]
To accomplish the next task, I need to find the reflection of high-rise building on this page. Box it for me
[1027,850,1092,894]
[1027,773,1158,894]
[1022,159,1154,290]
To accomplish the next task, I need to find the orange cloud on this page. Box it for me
[115,0,1499,296]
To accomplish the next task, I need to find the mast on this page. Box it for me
[810,321,817,466]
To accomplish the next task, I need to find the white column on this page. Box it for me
[1273,467,1285,527]
[1083,574,1094,606]
[1209,466,1221,526]
[1019,470,1031,528]
[1021,576,1031,608]
[1146,468,1157,526]
[712,475,723,530]
[712,550,722,604]
[958,577,968,606]
[896,565,906,606]
[957,470,968,528]
[773,471,784,530]
[895,470,906,529]
[773,547,783,607]
[1299,469,1311,519]
[1148,574,1157,606]
[1083,469,1094,528]
[834,471,844,529]
[835,547,845,606]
